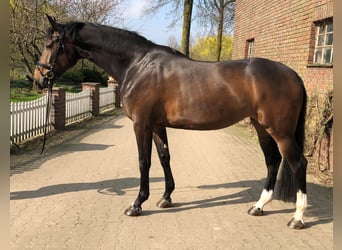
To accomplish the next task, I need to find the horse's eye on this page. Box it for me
[52,35,60,42]
[46,43,53,49]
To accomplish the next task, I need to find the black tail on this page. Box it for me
[295,76,307,152]
[274,76,307,203]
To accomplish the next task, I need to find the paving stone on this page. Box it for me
[10,115,333,249]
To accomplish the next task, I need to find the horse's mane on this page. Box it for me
[64,22,86,41]
[49,21,187,58]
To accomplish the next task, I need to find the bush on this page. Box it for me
[305,90,333,174]
[10,79,32,89]
[60,69,84,84]
[59,68,107,86]
[81,68,107,86]
[10,80,42,102]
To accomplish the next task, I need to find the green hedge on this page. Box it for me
[60,68,107,86]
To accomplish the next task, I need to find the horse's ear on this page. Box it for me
[46,14,63,32]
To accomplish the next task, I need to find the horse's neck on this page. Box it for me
[87,49,132,83]
[77,29,145,82]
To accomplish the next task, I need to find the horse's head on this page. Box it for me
[34,15,80,89]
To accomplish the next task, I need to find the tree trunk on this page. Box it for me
[216,0,224,61]
[181,0,193,56]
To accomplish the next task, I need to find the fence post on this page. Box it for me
[107,78,121,108]
[51,87,66,130]
[82,82,100,116]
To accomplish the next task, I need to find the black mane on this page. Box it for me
[64,22,86,41]
[58,21,186,57]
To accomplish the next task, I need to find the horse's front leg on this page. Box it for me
[124,121,153,216]
[153,127,175,208]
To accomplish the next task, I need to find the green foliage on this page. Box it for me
[60,69,84,84]
[10,0,120,79]
[59,68,108,86]
[10,66,108,101]
[10,80,42,102]
[81,69,107,86]
[190,35,233,61]
[10,79,32,89]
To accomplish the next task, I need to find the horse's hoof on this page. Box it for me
[124,206,142,216]
[287,218,305,229]
[156,198,173,208]
[247,206,263,216]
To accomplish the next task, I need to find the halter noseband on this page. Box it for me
[36,33,65,84]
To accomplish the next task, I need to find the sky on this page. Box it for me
[118,0,184,46]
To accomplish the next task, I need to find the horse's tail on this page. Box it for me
[295,77,307,152]
[274,74,307,203]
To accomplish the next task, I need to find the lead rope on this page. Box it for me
[40,80,53,155]
[37,33,63,155]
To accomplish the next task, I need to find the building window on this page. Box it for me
[245,38,254,58]
[313,19,333,65]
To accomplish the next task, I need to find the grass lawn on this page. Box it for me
[10,80,82,102]
[10,80,42,102]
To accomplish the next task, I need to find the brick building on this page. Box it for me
[232,0,333,94]
[232,0,333,173]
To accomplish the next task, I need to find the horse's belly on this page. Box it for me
[161,79,251,130]
[165,106,247,130]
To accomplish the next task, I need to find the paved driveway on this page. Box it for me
[10,112,333,249]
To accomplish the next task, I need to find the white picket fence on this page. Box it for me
[10,86,116,144]
[99,85,115,111]
[10,95,50,144]
[66,88,91,125]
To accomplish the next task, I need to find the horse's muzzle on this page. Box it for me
[33,76,48,90]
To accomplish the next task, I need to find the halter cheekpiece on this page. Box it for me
[37,32,64,154]
[36,32,65,85]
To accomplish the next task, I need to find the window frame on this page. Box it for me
[310,18,333,67]
[245,38,255,59]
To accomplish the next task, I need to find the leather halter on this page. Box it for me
[36,33,65,86]
[36,32,64,154]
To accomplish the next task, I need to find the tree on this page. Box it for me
[10,0,64,79]
[197,0,235,61]
[180,0,193,56]
[10,0,121,80]
[145,0,193,56]
[190,34,233,61]
[167,35,180,50]
[145,0,235,60]
[51,0,122,24]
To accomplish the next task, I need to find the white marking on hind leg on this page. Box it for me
[293,190,307,223]
[254,189,273,210]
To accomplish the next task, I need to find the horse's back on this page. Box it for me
[161,57,304,130]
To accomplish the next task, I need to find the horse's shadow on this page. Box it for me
[11,177,332,228]
[145,179,333,228]
[144,179,289,215]
[10,177,163,200]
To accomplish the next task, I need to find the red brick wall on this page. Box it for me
[232,0,333,94]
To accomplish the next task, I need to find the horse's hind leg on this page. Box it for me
[248,119,282,216]
[153,127,175,208]
[276,136,308,229]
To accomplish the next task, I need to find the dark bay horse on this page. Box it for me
[34,15,308,229]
